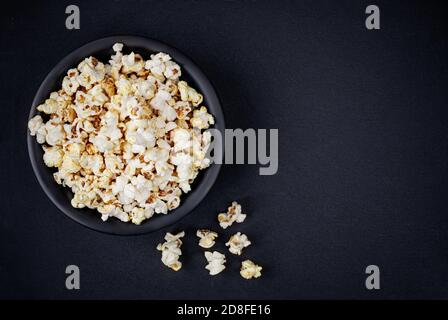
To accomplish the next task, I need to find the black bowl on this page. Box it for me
[27,36,224,235]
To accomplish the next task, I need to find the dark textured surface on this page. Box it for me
[1,0,448,299]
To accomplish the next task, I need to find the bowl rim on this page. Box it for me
[27,35,225,235]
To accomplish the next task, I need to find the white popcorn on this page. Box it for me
[157,231,185,271]
[77,57,106,89]
[45,122,65,146]
[27,43,213,225]
[204,251,226,276]
[196,229,218,248]
[164,61,181,80]
[218,201,246,229]
[178,81,203,106]
[36,125,47,144]
[172,128,192,152]
[150,90,177,121]
[190,106,214,129]
[145,52,172,79]
[60,155,80,175]
[43,146,64,168]
[28,115,44,136]
[37,98,59,114]
[121,52,145,74]
[133,78,156,99]
[112,43,123,52]
[62,69,80,95]
[226,232,251,255]
[240,260,262,279]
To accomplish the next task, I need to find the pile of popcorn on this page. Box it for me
[157,201,263,279]
[28,43,215,225]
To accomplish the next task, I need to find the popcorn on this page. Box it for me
[28,115,47,144]
[178,81,203,106]
[76,57,106,89]
[28,43,213,225]
[37,98,59,114]
[190,106,214,129]
[151,90,177,121]
[172,128,192,152]
[240,260,262,279]
[157,231,185,271]
[204,251,226,275]
[196,229,218,248]
[62,69,80,95]
[218,201,246,229]
[225,232,251,255]
[60,155,81,174]
[28,115,44,136]
[145,52,172,79]
[121,52,145,74]
[43,146,64,168]
[44,122,65,146]
[164,61,181,80]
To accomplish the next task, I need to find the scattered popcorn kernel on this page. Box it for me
[196,229,218,248]
[157,231,185,271]
[190,106,215,129]
[204,251,226,275]
[225,232,251,255]
[218,201,246,229]
[178,81,203,106]
[240,260,262,279]
[28,115,44,136]
[112,43,123,52]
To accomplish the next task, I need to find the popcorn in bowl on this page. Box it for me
[217,201,246,229]
[196,229,218,248]
[240,259,262,279]
[28,43,214,225]
[225,232,251,255]
[204,251,226,276]
[157,231,185,271]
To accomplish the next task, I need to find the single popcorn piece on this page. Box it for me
[178,81,203,106]
[27,43,214,225]
[196,229,218,249]
[43,146,64,168]
[204,251,226,276]
[112,42,123,52]
[218,201,246,229]
[240,260,262,279]
[156,231,185,271]
[28,115,44,136]
[190,106,215,129]
[225,232,251,255]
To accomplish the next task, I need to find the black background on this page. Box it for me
[1,0,448,299]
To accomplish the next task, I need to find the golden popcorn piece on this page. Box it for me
[43,146,64,168]
[240,260,262,279]
[218,201,247,229]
